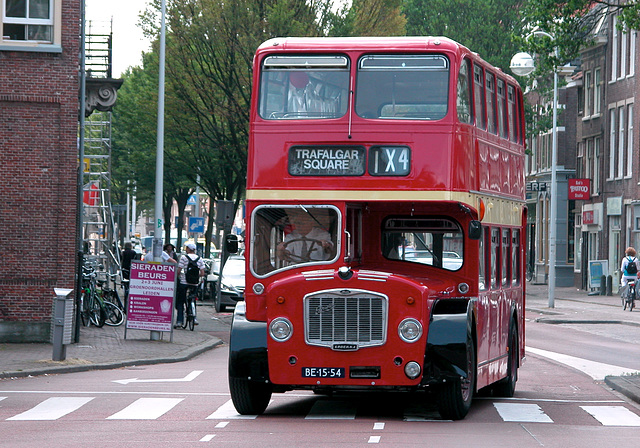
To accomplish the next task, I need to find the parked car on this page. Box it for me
[201,257,220,301]
[215,255,245,312]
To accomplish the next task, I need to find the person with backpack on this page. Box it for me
[175,242,205,328]
[620,246,640,296]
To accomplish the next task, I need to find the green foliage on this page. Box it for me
[402,0,523,72]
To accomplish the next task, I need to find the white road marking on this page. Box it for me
[581,406,640,426]
[215,421,229,428]
[112,370,203,385]
[368,435,381,443]
[526,346,640,380]
[305,399,357,419]
[200,434,215,442]
[373,422,385,430]
[493,403,553,423]
[206,399,259,419]
[106,397,183,420]
[6,397,94,421]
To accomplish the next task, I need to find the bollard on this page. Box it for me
[600,275,607,295]
[52,288,74,361]
[606,275,613,296]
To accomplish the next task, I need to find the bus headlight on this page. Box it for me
[270,317,293,342]
[398,318,423,342]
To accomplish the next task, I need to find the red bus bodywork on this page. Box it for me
[229,37,526,420]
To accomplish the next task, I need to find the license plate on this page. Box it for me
[301,367,345,378]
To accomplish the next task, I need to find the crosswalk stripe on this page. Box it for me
[581,406,640,426]
[206,399,259,419]
[305,399,357,419]
[6,397,94,421]
[493,403,553,423]
[106,397,184,420]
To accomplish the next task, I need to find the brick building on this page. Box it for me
[525,7,640,292]
[0,0,80,342]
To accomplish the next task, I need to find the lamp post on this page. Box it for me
[510,30,559,308]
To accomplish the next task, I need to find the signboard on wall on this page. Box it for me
[568,179,590,200]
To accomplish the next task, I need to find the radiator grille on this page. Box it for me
[305,290,387,349]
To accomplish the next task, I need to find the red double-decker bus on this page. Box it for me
[228,36,526,420]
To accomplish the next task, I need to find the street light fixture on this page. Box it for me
[510,30,559,308]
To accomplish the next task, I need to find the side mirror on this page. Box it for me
[225,234,239,254]
[468,220,482,240]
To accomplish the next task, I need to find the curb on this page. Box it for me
[0,338,223,380]
[604,375,640,404]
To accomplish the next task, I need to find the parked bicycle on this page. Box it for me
[96,274,125,326]
[80,266,106,327]
[182,285,199,331]
[623,280,636,311]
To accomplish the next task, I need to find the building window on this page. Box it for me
[618,106,625,179]
[584,71,592,116]
[609,108,616,180]
[593,68,602,115]
[594,137,601,195]
[627,104,634,179]
[611,15,618,82]
[1,0,60,49]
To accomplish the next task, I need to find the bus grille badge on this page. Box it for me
[333,343,358,351]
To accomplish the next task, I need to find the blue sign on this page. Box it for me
[189,216,205,233]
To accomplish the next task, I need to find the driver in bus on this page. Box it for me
[277,210,334,263]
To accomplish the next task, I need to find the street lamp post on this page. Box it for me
[510,30,559,308]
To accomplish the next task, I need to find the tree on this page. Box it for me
[519,0,640,76]
[402,0,523,72]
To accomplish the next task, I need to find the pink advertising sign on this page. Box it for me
[126,260,177,332]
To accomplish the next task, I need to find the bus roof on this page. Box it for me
[256,36,514,83]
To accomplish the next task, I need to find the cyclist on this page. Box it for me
[175,242,205,328]
[620,246,640,300]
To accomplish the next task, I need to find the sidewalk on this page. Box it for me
[0,302,229,379]
[525,282,640,404]
[1,285,639,406]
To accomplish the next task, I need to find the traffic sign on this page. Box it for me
[189,216,205,233]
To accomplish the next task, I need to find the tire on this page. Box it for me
[90,301,106,328]
[80,292,90,327]
[103,301,124,326]
[229,377,272,415]
[492,325,518,397]
[437,334,476,420]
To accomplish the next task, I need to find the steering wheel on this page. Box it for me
[280,238,325,262]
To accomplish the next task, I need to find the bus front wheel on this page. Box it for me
[437,336,476,420]
[229,377,272,415]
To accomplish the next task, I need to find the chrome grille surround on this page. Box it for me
[304,289,388,350]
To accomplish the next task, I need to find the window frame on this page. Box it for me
[0,0,61,52]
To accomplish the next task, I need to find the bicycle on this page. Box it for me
[526,263,534,282]
[623,280,636,311]
[96,276,125,326]
[182,285,199,331]
[80,266,106,328]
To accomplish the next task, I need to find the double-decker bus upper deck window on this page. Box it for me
[250,205,340,277]
[356,55,449,120]
[382,217,463,271]
[457,59,473,124]
[507,85,518,142]
[473,65,486,129]
[486,72,497,134]
[259,55,350,120]
[497,79,508,139]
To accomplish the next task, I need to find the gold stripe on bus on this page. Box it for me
[246,189,525,226]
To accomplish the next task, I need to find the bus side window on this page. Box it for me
[491,227,499,289]
[512,229,521,286]
[502,228,510,287]
[486,72,497,135]
[474,64,486,129]
[457,59,473,124]
[479,227,488,291]
[497,79,508,139]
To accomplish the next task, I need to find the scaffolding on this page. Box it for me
[82,20,120,276]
